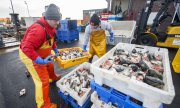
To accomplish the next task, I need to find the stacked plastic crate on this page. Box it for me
[105,21,136,45]
[56,62,93,108]
[57,20,79,43]
[51,47,91,69]
[90,80,148,108]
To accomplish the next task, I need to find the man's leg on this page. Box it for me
[47,63,59,82]
[26,63,51,108]
[89,44,95,63]
[19,49,52,108]
[96,42,106,58]
[34,64,52,108]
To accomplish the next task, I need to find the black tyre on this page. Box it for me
[137,34,157,46]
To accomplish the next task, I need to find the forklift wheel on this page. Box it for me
[137,34,157,46]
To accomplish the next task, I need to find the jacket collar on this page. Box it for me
[37,17,54,31]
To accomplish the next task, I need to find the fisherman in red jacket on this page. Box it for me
[19,4,61,108]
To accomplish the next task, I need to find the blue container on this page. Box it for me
[108,17,123,21]
[68,20,77,30]
[59,20,69,31]
[58,91,92,108]
[59,20,77,31]
[108,17,116,21]
[90,80,163,108]
[108,15,123,21]
[116,17,123,21]
[57,29,79,43]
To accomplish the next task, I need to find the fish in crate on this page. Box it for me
[99,48,164,89]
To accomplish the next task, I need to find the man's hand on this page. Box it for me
[53,48,59,56]
[83,45,87,52]
[110,32,114,42]
[34,55,52,64]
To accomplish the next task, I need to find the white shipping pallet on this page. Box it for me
[91,43,175,108]
[56,62,92,107]
[91,91,117,108]
[106,21,136,45]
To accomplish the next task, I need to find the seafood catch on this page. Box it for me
[91,92,118,108]
[100,48,164,89]
[60,67,94,97]
[58,48,88,60]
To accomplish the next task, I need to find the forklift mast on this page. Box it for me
[151,0,173,35]
[135,0,174,42]
[136,0,156,37]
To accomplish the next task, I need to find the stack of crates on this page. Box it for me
[58,91,92,108]
[57,20,79,43]
[56,63,93,108]
[90,80,143,108]
[108,15,123,21]
[90,43,175,108]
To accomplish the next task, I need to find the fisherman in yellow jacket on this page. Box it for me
[83,14,114,63]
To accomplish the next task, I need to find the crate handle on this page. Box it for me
[112,89,126,100]
[61,60,67,64]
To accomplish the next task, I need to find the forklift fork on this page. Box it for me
[172,48,180,73]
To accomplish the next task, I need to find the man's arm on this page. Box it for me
[83,25,91,46]
[20,25,46,61]
[101,21,113,34]
[101,21,114,42]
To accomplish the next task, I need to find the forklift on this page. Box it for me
[134,0,180,73]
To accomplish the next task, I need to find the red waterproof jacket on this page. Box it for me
[20,17,57,61]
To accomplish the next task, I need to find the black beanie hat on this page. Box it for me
[90,14,100,26]
[45,4,61,21]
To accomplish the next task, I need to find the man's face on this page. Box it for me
[48,20,59,28]
[90,22,99,29]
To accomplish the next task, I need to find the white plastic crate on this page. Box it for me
[106,21,136,45]
[56,62,92,106]
[91,91,117,108]
[91,43,175,108]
